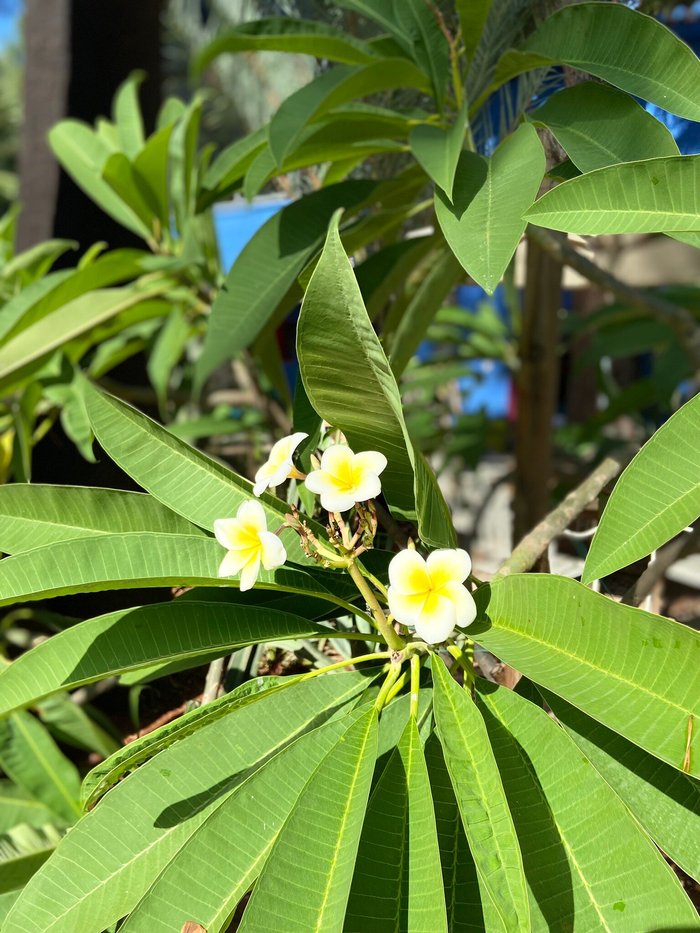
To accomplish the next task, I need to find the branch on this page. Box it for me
[528,226,700,377]
[496,450,630,578]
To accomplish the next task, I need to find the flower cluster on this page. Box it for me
[214,431,476,645]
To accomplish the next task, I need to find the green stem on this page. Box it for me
[410,654,421,718]
[347,561,405,652]
[447,643,475,689]
[374,662,403,711]
[385,670,409,704]
[358,563,389,600]
[298,651,391,683]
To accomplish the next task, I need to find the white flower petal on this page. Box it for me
[387,587,426,626]
[237,499,267,534]
[353,450,387,476]
[319,490,357,513]
[414,592,456,644]
[259,531,287,570]
[214,517,244,550]
[304,470,339,495]
[388,549,430,594]
[239,554,261,592]
[253,462,275,497]
[440,581,477,628]
[320,444,354,477]
[427,548,472,587]
[218,548,253,578]
[349,472,382,504]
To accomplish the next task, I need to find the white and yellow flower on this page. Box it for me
[304,444,387,512]
[214,500,286,591]
[387,548,476,644]
[253,431,308,497]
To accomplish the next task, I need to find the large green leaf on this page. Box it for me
[437,124,545,294]
[345,718,448,932]
[36,694,119,760]
[113,71,145,158]
[523,2,700,121]
[0,532,364,614]
[529,82,680,173]
[0,601,336,715]
[5,674,367,933]
[409,107,466,198]
[479,684,699,931]
[544,691,700,884]
[238,706,377,932]
[194,180,374,391]
[432,660,529,933]
[0,783,55,834]
[473,574,700,775]
[119,709,368,932]
[525,156,700,235]
[268,60,430,165]
[0,713,80,826]
[297,212,455,546]
[394,0,449,107]
[198,18,380,67]
[82,381,314,562]
[0,288,168,382]
[0,485,203,555]
[48,121,151,238]
[457,0,492,63]
[583,393,700,581]
[424,733,489,932]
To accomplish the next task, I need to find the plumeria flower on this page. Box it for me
[253,431,308,497]
[214,500,286,591]
[387,548,476,644]
[304,444,387,512]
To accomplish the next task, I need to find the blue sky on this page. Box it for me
[0,0,19,47]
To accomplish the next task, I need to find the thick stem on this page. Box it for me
[497,450,630,578]
[298,651,391,682]
[513,234,564,548]
[374,661,403,711]
[347,561,405,651]
[410,654,421,718]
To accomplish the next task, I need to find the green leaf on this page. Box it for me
[118,709,367,932]
[0,600,336,716]
[5,674,367,933]
[194,180,374,391]
[346,718,448,932]
[101,153,160,237]
[469,49,553,116]
[0,532,363,614]
[0,484,203,555]
[82,381,315,563]
[544,690,700,884]
[48,121,151,238]
[132,124,175,227]
[237,707,377,933]
[0,713,80,826]
[424,733,490,932]
[525,156,700,235]
[431,659,529,933]
[199,126,267,203]
[36,695,120,760]
[268,60,430,165]
[80,676,296,809]
[170,96,202,233]
[394,0,450,107]
[0,826,61,899]
[298,211,415,513]
[473,574,700,775]
[0,782,55,834]
[457,0,492,63]
[113,71,145,158]
[437,124,545,294]
[529,82,679,173]
[409,106,466,197]
[333,1,412,51]
[479,683,700,930]
[146,307,191,412]
[197,18,380,68]
[522,2,700,121]
[297,212,456,546]
[0,287,168,383]
[583,394,700,581]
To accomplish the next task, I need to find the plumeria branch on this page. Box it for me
[346,560,405,652]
